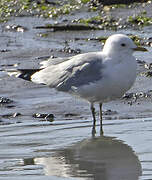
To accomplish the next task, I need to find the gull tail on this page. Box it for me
[6,69,41,81]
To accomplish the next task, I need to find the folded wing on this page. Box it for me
[32,53,104,92]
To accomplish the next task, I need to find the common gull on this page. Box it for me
[6,34,147,135]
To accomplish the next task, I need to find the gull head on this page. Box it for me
[103,34,147,57]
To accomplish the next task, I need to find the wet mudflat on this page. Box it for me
[1,1,152,179]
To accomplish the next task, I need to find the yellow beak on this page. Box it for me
[133,46,148,52]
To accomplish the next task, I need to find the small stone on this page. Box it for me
[64,113,78,117]
[144,63,152,69]
[44,114,54,121]
[0,97,13,104]
[12,112,22,117]
[122,93,134,99]
[0,49,10,53]
[33,113,54,121]
[103,109,117,115]
[33,113,46,118]
[5,24,27,32]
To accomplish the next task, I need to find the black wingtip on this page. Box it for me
[6,69,41,81]
[17,69,41,81]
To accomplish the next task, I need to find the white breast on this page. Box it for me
[72,56,137,103]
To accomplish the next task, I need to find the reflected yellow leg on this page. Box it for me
[99,103,104,135]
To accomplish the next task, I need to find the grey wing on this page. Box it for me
[55,59,103,92]
[40,56,73,68]
[32,52,104,92]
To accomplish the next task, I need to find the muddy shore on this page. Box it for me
[0,1,152,179]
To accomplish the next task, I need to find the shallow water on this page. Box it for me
[0,16,152,180]
[1,115,152,179]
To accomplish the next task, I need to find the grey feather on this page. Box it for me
[32,52,104,92]
[56,60,103,91]
[40,56,73,68]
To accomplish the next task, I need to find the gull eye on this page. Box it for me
[121,43,126,47]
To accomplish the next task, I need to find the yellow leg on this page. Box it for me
[99,103,104,135]
[91,103,96,136]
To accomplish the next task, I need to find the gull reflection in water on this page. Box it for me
[34,136,142,180]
